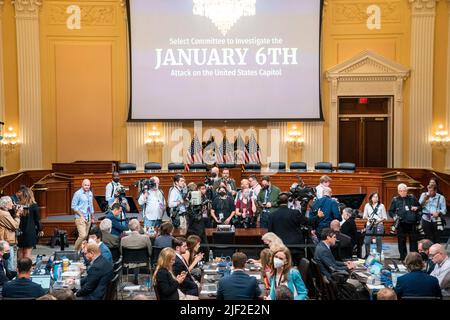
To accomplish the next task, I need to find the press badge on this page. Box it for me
[219,213,224,221]
[405,206,410,211]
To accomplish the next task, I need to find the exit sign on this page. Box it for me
[359,97,368,104]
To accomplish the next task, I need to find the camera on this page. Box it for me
[114,185,127,197]
[436,216,445,231]
[134,178,156,194]
[288,184,316,213]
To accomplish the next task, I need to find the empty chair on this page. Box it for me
[269,162,286,171]
[109,247,121,263]
[218,163,236,169]
[118,163,137,173]
[337,162,356,173]
[212,231,235,257]
[103,273,120,300]
[290,162,307,172]
[168,162,185,171]
[314,162,333,172]
[121,247,151,283]
[189,163,207,171]
[244,163,261,171]
[298,258,318,299]
[144,162,162,172]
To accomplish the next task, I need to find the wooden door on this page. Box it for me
[363,117,388,167]
[339,117,361,165]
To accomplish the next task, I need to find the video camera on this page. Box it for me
[288,184,316,213]
[134,178,157,194]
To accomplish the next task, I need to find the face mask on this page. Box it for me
[88,238,97,245]
[243,191,250,198]
[113,178,120,183]
[219,191,227,197]
[2,252,10,261]
[211,173,217,178]
[273,257,284,269]
[262,185,269,190]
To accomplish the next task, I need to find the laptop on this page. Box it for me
[31,274,51,290]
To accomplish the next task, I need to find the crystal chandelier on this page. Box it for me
[193,0,256,36]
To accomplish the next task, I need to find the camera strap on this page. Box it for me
[369,203,380,220]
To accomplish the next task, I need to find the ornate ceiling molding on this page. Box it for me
[409,0,438,14]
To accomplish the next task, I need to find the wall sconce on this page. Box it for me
[0,127,20,152]
[286,125,304,148]
[430,124,450,149]
[145,126,163,148]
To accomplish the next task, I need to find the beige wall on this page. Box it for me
[1,0,449,172]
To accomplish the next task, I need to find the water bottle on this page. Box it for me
[380,251,385,263]
[209,250,214,263]
[231,225,235,232]
[145,276,152,290]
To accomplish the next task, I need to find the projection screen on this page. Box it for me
[128,0,323,120]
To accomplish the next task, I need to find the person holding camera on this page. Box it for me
[16,186,43,260]
[0,196,22,272]
[211,185,236,226]
[419,184,447,244]
[256,176,281,229]
[105,171,121,208]
[362,192,387,257]
[138,176,165,229]
[168,174,188,232]
[389,183,421,261]
[197,183,212,228]
[219,169,237,197]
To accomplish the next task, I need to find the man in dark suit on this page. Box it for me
[330,220,353,261]
[217,252,261,300]
[2,257,46,299]
[418,239,435,274]
[313,228,354,280]
[172,237,199,297]
[395,252,442,299]
[268,193,323,263]
[105,203,129,237]
[0,241,16,287]
[75,243,113,300]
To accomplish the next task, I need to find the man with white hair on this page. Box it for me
[138,176,166,229]
[120,219,152,285]
[0,196,22,271]
[99,218,119,249]
[388,183,421,261]
[429,244,450,296]
[71,179,94,251]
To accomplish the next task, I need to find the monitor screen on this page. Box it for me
[31,275,51,290]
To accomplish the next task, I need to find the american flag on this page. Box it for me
[224,138,234,164]
[203,136,217,165]
[245,133,261,164]
[216,138,225,164]
[234,134,246,164]
[185,134,203,170]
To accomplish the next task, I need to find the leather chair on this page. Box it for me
[144,162,162,172]
[168,162,185,172]
[314,162,333,172]
[290,162,307,172]
[269,162,286,171]
[189,163,207,172]
[218,163,236,169]
[337,162,356,173]
[244,163,261,171]
[118,163,137,173]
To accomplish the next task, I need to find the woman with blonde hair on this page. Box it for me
[153,247,187,300]
[17,186,43,259]
[267,246,307,300]
[261,232,284,251]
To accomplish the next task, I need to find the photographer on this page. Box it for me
[197,183,213,229]
[105,171,121,208]
[138,176,166,229]
[16,186,43,260]
[168,174,188,232]
[219,169,237,197]
[287,177,316,214]
[185,183,209,245]
[388,183,421,261]
[0,196,22,272]
[256,176,281,229]
[209,166,221,190]
[235,186,257,228]
[110,185,130,228]
[362,192,387,257]
[419,184,447,244]
[268,193,324,263]
[211,186,236,226]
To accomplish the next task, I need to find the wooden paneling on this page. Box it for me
[52,161,119,174]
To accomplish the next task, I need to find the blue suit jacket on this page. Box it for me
[394,271,442,299]
[100,242,113,263]
[313,241,347,280]
[217,270,261,300]
[311,196,341,233]
[76,255,113,300]
[2,277,46,299]
[105,212,128,236]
